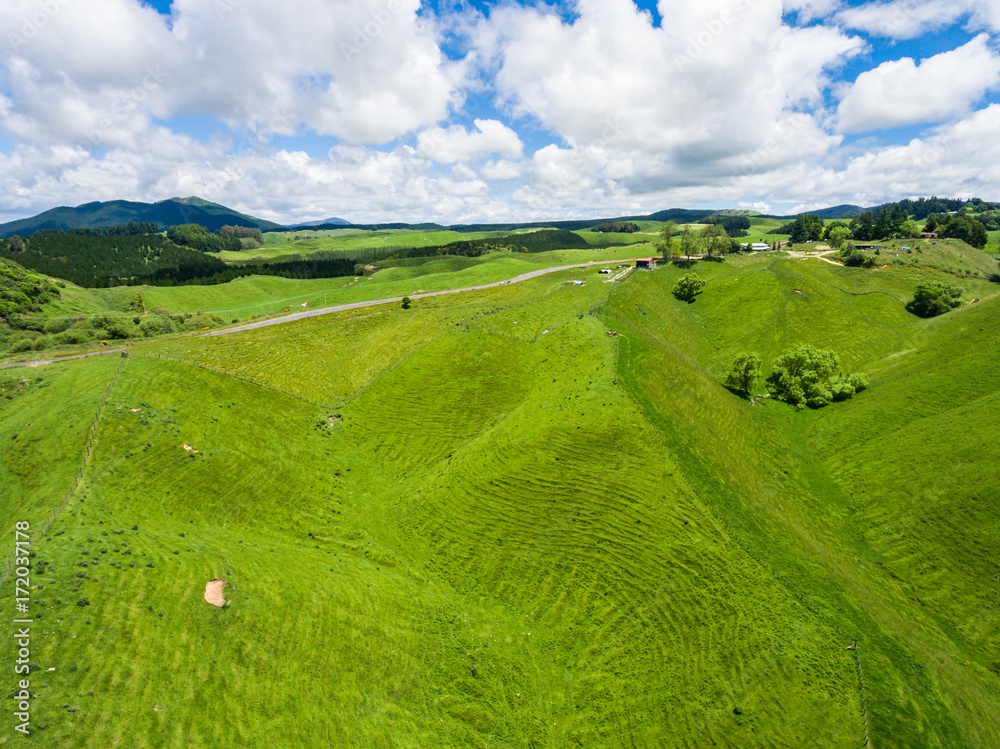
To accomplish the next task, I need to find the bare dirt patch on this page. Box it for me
[204,579,228,607]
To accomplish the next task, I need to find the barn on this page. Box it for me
[635,258,657,270]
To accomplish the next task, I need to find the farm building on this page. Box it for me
[852,244,882,251]
[741,242,771,252]
[920,232,939,239]
[635,258,656,270]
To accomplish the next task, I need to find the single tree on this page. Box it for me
[672,273,706,302]
[679,226,698,259]
[828,226,851,250]
[723,352,762,395]
[7,235,24,252]
[401,296,412,310]
[659,220,678,259]
[900,219,921,238]
[700,223,730,257]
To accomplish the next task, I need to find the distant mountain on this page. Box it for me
[0,197,284,238]
[293,217,351,227]
[810,204,868,219]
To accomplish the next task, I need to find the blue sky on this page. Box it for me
[2,0,1000,224]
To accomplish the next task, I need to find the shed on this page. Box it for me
[635,258,657,270]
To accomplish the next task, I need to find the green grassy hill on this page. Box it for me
[0,245,997,747]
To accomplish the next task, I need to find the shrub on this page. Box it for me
[104,323,129,339]
[9,337,34,353]
[55,329,94,345]
[139,317,164,337]
[841,250,875,268]
[43,318,71,335]
[32,335,50,351]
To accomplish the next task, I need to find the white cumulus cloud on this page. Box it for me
[415,119,523,164]
[837,35,1000,132]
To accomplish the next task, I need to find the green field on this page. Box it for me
[1,242,998,747]
[223,226,649,264]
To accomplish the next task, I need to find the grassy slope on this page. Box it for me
[6,268,859,749]
[140,246,651,319]
[0,357,120,540]
[2,247,996,747]
[599,257,1000,747]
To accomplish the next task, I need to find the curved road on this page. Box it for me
[203,258,638,337]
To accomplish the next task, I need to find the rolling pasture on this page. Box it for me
[1,248,997,747]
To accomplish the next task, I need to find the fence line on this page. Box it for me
[0,357,128,590]
[853,645,874,749]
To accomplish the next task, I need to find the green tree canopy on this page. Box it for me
[905,281,963,317]
[936,214,989,249]
[828,226,851,250]
[723,352,762,395]
[700,224,730,257]
[780,213,824,243]
[659,220,678,259]
[672,273,706,302]
[765,344,868,408]
[679,226,699,258]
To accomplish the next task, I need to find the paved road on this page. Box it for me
[0,348,128,370]
[203,258,640,337]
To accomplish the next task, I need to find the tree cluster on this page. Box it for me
[218,225,265,243]
[887,196,999,220]
[387,229,587,260]
[68,222,160,237]
[166,224,245,253]
[0,231,228,288]
[849,205,910,241]
[0,230,359,288]
[765,344,868,408]
[778,213,824,242]
[906,281,963,318]
[924,214,989,249]
[703,215,751,237]
[591,222,640,233]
